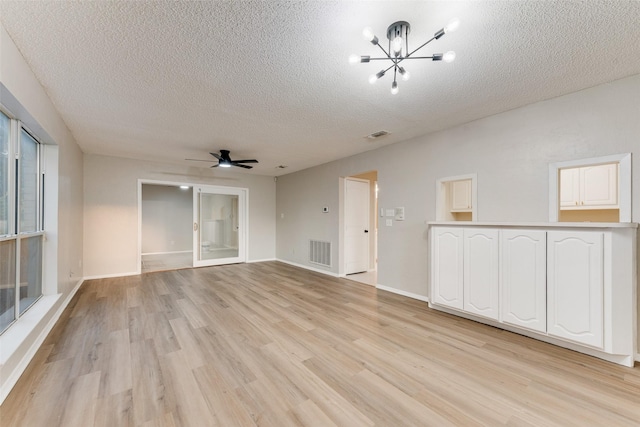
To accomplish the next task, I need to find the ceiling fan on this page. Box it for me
[186,150,259,169]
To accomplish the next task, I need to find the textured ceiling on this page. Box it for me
[1,1,639,176]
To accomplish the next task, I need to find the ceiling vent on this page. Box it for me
[366,130,389,140]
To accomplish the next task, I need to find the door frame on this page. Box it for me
[137,179,193,274]
[339,176,375,277]
[137,179,249,273]
[193,184,249,267]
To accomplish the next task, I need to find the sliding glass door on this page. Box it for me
[193,185,246,267]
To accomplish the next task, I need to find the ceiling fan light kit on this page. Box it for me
[351,17,459,95]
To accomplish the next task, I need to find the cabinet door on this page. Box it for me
[501,230,546,332]
[463,229,499,320]
[559,168,580,207]
[580,164,618,207]
[547,231,603,348]
[450,180,472,212]
[431,227,464,310]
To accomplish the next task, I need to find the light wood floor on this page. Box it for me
[2,261,639,426]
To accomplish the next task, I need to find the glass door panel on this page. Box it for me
[193,186,245,267]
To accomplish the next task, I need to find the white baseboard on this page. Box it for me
[636,352,639,363]
[0,278,84,405]
[83,271,139,280]
[247,258,276,263]
[141,250,192,255]
[275,259,340,277]
[376,284,430,303]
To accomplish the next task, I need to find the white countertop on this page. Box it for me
[427,221,638,228]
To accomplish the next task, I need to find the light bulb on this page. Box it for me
[392,36,403,56]
[362,27,375,41]
[369,70,385,84]
[391,81,399,95]
[443,51,456,63]
[445,18,460,33]
[399,67,410,81]
[349,54,360,64]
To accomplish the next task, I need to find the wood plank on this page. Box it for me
[2,261,638,427]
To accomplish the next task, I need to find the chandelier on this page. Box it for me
[349,18,460,94]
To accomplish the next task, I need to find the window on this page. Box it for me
[0,110,45,334]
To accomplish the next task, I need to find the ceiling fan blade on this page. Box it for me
[210,152,224,161]
[185,158,214,162]
[232,159,259,163]
[210,164,219,168]
[233,163,253,169]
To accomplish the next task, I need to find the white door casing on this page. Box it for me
[344,178,370,274]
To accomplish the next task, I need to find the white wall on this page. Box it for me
[0,24,84,402]
[276,74,640,348]
[84,154,276,277]
[141,184,192,253]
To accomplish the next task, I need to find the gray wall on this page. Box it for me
[0,23,84,399]
[84,154,276,277]
[276,74,640,300]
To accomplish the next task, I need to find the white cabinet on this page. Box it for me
[463,229,499,320]
[500,230,546,333]
[560,164,618,209]
[431,227,498,319]
[559,168,580,208]
[547,231,604,349]
[431,227,463,310]
[429,222,636,367]
[450,179,472,212]
[581,164,618,207]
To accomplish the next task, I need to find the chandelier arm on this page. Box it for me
[381,63,397,75]
[405,36,437,58]
[375,43,394,60]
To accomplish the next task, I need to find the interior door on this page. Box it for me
[193,185,246,267]
[345,178,370,274]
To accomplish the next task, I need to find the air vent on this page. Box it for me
[366,130,390,140]
[309,240,331,267]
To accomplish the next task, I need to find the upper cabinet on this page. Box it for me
[450,179,472,212]
[560,163,618,210]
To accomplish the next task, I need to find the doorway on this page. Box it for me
[140,183,193,273]
[138,180,248,273]
[341,171,378,286]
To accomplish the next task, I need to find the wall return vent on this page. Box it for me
[309,240,331,267]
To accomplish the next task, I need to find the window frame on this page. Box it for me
[0,107,46,335]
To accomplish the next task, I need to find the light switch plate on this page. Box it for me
[386,219,393,226]
[394,207,405,221]
[385,209,395,217]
